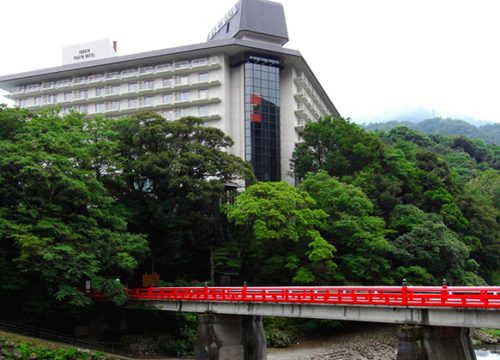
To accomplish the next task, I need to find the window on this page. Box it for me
[162,78,172,88]
[77,90,87,99]
[139,66,154,74]
[243,54,281,181]
[144,96,155,106]
[34,96,42,105]
[78,105,88,113]
[95,103,105,113]
[73,76,86,84]
[128,82,138,92]
[156,63,172,72]
[198,72,209,83]
[106,72,119,79]
[110,85,120,95]
[111,101,120,111]
[180,91,191,102]
[56,79,71,88]
[174,61,189,69]
[192,58,208,67]
[141,80,154,90]
[128,98,138,108]
[121,68,137,77]
[199,89,209,100]
[42,81,54,89]
[180,108,190,117]
[179,75,189,85]
[26,84,41,92]
[88,74,104,82]
[163,94,173,104]
[95,87,104,96]
[198,105,209,116]
[64,92,72,101]
[20,99,27,108]
[164,110,176,120]
[44,94,55,104]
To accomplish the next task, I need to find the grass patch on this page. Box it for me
[0,330,111,359]
[482,328,500,338]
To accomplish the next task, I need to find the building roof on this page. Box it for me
[208,0,289,45]
[0,39,298,86]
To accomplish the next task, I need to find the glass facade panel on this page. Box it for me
[244,54,280,181]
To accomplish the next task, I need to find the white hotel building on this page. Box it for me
[0,0,339,183]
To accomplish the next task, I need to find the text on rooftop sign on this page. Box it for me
[207,4,238,40]
[73,48,96,61]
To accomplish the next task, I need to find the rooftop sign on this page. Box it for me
[207,4,238,40]
[62,39,116,65]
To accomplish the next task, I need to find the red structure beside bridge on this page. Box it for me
[127,285,500,309]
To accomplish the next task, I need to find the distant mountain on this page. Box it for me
[353,107,493,127]
[363,118,500,144]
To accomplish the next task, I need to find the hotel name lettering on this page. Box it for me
[207,4,238,40]
[73,48,96,61]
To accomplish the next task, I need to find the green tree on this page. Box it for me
[0,108,148,308]
[115,113,254,283]
[291,116,383,179]
[300,172,394,284]
[389,205,481,285]
[225,182,335,284]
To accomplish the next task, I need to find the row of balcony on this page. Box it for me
[294,90,323,121]
[25,94,221,113]
[11,57,221,95]
[294,72,329,115]
[58,101,222,122]
[17,80,222,108]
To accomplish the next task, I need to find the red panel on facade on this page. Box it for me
[250,94,262,122]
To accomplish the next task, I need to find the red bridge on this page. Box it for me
[123,285,500,360]
[127,285,500,309]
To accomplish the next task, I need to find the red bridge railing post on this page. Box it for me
[242,282,247,301]
[402,279,408,306]
[441,278,448,306]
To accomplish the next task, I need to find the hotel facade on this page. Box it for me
[0,0,340,183]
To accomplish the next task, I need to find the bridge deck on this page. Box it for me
[127,285,500,308]
[124,286,500,329]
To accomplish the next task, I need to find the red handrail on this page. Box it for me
[125,286,500,309]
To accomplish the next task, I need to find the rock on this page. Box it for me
[472,329,498,344]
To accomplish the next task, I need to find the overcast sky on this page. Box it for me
[1,0,499,124]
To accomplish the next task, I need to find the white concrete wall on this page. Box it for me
[279,66,298,184]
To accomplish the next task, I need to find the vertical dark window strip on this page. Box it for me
[243,53,281,181]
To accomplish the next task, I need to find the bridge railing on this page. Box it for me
[126,286,500,308]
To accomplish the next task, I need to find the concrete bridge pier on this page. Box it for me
[194,314,266,360]
[397,325,476,360]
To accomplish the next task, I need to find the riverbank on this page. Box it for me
[268,324,500,360]
[268,324,397,360]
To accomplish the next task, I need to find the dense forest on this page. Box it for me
[363,117,500,145]
[0,106,498,353]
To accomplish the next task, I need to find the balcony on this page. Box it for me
[294,73,328,115]
[156,96,221,111]
[25,84,41,93]
[121,69,138,78]
[56,80,72,89]
[41,82,55,91]
[11,86,25,95]
[88,74,104,84]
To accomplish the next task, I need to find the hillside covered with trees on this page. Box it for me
[363,117,500,144]
[0,106,498,354]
